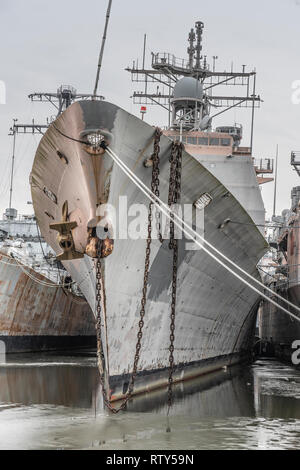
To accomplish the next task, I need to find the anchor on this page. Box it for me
[50,201,84,261]
[85,227,114,259]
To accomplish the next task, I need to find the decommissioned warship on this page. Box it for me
[30,18,275,401]
[0,121,95,354]
[0,207,95,353]
[0,88,108,354]
[259,151,300,364]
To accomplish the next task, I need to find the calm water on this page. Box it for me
[0,353,299,450]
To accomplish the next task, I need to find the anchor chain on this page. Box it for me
[95,127,162,413]
[95,240,115,412]
[167,141,183,410]
[152,129,163,243]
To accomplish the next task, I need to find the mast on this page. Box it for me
[142,34,147,69]
[250,71,257,154]
[126,20,261,136]
[8,119,17,211]
[273,144,279,218]
[142,34,148,101]
[93,0,113,97]
[188,28,195,69]
[194,21,204,69]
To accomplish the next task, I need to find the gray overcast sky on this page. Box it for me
[0,0,300,220]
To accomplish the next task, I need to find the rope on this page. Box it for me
[35,221,53,267]
[105,147,300,324]
[257,266,278,281]
[0,253,87,303]
[262,262,300,268]
[41,124,300,321]
[51,123,89,145]
[0,256,18,266]
[258,266,300,289]
[106,146,300,316]
[14,258,71,288]
[0,251,93,289]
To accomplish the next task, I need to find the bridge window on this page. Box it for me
[209,138,220,146]
[187,137,197,145]
[221,138,231,146]
[198,137,208,145]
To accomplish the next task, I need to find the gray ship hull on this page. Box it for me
[30,100,267,395]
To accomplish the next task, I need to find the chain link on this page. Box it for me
[151,128,163,243]
[167,141,183,410]
[95,240,115,412]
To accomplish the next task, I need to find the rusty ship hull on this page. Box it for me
[30,99,268,397]
[259,298,300,363]
[260,188,300,363]
[0,251,95,353]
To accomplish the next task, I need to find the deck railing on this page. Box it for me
[152,53,190,70]
[253,158,274,173]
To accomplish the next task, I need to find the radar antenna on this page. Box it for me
[188,28,196,70]
[194,21,204,70]
[126,20,262,150]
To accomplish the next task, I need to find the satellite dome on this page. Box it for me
[281,209,290,218]
[173,77,203,101]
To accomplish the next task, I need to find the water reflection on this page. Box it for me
[125,366,256,417]
[0,354,299,449]
[0,351,98,409]
[252,360,300,419]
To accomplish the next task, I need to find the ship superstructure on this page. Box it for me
[126,21,274,226]
[30,20,273,402]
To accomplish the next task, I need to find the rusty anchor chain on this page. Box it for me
[95,240,113,411]
[94,127,163,413]
[167,141,183,411]
[151,129,163,243]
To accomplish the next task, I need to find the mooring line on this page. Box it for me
[0,251,93,289]
[105,146,300,324]
[106,146,300,316]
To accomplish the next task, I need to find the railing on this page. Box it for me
[253,158,274,173]
[152,53,190,70]
[291,150,300,165]
[291,151,300,176]
[232,146,251,155]
[57,84,77,96]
